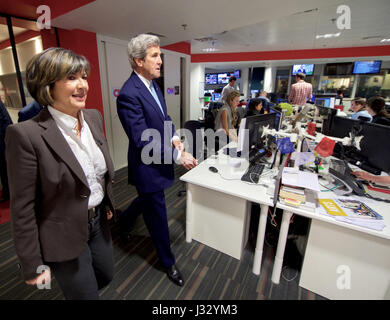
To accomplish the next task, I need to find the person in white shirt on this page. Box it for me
[220,76,237,104]
[5,47,116,300]
[349,98,372,121]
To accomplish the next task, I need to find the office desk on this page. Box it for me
[272,191,390,299]
[180,143,274,275]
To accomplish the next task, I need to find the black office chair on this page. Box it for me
[177,120,205,196]
[358,116,371,122]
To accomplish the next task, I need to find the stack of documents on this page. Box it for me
[282,167,320,192]
[280,168,319,210]
[318,196,385,231]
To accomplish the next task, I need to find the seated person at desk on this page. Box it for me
[245,98,267,117]
[352,171,390,185]
[349,98,372,121]
[336,89,344,105]
[214,90,239,142]
[366,96,390,126]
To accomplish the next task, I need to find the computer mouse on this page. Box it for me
[209,166,218,173]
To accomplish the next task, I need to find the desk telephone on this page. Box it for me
[328,159,366,196]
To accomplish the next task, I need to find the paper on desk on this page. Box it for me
[318,196,385,231]
[291,152,315,166]
[282,168,320,191]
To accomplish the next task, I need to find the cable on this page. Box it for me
[365,193,390,203]
[319,183,341,192]
[268,207,278,227]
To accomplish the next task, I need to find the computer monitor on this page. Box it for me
[237,113,277,158]
[359,122,390,173]
[212,93,221,101]
[314,105,338,135]
[315,97,335,108]
[269,106,282,130]
[246,113,277,149]
[328,116,360,139]
[329,117,390,173]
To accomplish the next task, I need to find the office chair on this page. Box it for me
[177,120,205,196]
[357,116,371,122]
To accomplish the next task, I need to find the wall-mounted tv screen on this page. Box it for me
[234,69,241,78]
[205,73,217,85]
[218,73,230,84]
[324,62,353,76]
[292,64,314,76]
[352,61,382,74]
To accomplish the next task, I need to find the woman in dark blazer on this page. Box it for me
[5,48,116,300]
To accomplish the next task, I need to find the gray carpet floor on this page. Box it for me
[0,165,326,300]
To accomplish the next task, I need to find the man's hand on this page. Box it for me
[172,140,184,152]
[25,269,51,286]
[179,151,198,170]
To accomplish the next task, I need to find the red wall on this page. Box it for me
[162,41,191,55]
[191,45,390,63]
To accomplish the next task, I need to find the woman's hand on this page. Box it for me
[25,268,51,286]
[352,171,373,181]
[106,210,113,220]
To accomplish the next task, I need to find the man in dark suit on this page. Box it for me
[0,100,12,202]
[117,34,197,287]
[18,100,43,122]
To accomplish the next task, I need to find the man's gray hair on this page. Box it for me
[127,34,160,69]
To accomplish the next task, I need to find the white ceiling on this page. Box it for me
[51,0,390,55]
[51,0,342,46]
[192,0,390,53]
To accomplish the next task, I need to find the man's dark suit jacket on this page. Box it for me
[0,100,12,153]
[116,72,177,193]
[5,107,115,281]
[18,100,43,122]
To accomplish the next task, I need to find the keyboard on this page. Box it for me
[241,163,265,183]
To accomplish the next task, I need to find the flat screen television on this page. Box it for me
[352,61,382,75]
[234,69,241,78]
[205,73,217,85]
[324,62,353,75]
[218,73,230,84]
[292,64,314,76]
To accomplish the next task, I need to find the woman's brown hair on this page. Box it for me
[26,47,90,106]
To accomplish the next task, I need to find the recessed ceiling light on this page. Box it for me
[202,48,220,52]
[316,32,341,39]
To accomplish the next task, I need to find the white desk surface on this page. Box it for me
[276,189,390,241]
[180,143,274,206]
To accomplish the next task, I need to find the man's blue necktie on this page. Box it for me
[150,82,164,116]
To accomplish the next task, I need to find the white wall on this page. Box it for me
[161,49,191,128]
[189,63,205,120]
